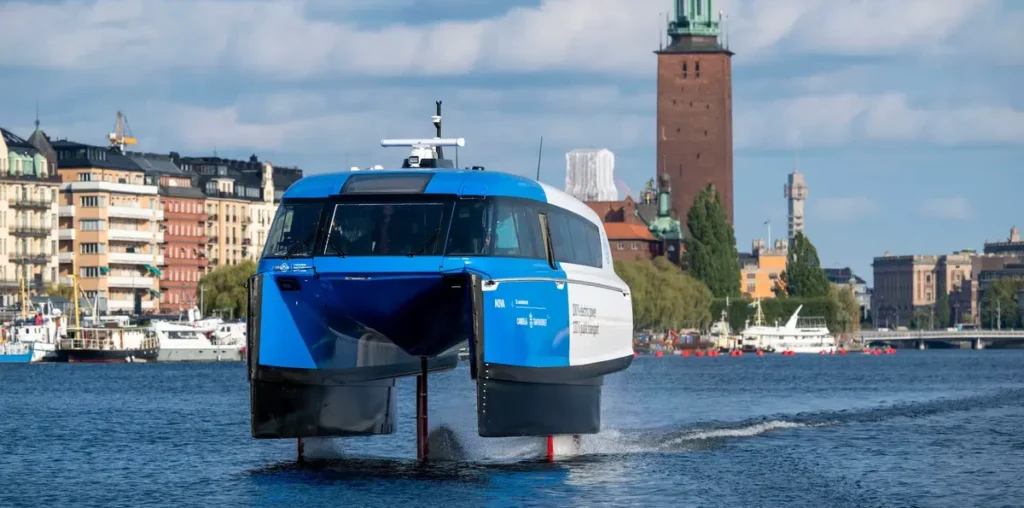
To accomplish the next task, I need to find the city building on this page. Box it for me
[604,223,659,262]
[824,267,871,321]
[586,175,686,265]
[0,126,62,307]
[565,149,617,202]
[55,139,164,314]
[174,155,301,267]
[655,0,734,224]
[871,254,938,328]
[983,226,1024,258]
[871,251,974,328]
[785,169,807,242]
[128,152,208,313]
[739,239,787,299]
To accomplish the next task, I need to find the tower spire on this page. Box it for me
[34,100,40,130]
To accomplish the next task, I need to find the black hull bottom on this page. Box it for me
[250,355,459,439]
[55,348,160,363]
[249,356,631,440]
[477,376,602,437]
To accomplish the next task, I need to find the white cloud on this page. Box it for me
[737,92,1024,149]
[813,196,881,223]
[918,197,973,220]
[0,0,1015,79]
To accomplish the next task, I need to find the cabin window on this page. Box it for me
[324,201,447,257]
[445,198,544,260]
[547,209,602,268]
[261,201,324,258]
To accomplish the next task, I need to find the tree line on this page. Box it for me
[616,184,862,334]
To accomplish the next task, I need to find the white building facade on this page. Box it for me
[565,149,618,202]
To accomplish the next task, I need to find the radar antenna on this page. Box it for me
[380,100,471,169]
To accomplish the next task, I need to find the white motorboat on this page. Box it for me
[212,321,246,346]
[739,299,837,354]
[150,320,243,362]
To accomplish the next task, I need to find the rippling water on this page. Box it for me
[2,351,1023,507]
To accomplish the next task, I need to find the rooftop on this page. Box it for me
[603,222,656,241]
[824,267,867,285]
[52,139,144,172]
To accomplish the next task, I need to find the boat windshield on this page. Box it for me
[323,202,448,256]
[262,202,326,258]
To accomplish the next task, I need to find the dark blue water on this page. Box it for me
[3,351,1024,507]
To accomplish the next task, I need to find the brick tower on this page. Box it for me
[655,0,734,224]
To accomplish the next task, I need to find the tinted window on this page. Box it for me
[445,198,544,259]
[548,210,602,268]
[324,202,447,256]
[261,202,325,258]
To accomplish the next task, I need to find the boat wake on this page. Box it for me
[264,387,1024,467]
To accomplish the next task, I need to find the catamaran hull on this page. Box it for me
[247,267,633,440]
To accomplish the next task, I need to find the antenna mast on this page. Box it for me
[432,101,443,160]
[535,136,544,181]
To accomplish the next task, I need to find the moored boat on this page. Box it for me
[150,320,243,362]
[740,299,836,354]
[0,341,33,364]
[55,325,160,363]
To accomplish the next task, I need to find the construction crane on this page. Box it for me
[108,111,137,152]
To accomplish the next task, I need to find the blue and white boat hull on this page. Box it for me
[0,342,34,364]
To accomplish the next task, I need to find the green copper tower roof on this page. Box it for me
[668,0,721,38]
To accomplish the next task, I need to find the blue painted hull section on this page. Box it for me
[256,272,466,373]
[0,346,33,364]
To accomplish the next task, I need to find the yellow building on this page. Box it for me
[740,239,787,299]
[0,127,62,307]
[55,140,163,314]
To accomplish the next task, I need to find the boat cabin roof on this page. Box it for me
[282,169,601,227]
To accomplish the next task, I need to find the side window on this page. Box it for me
[547,211,576,263]
[492,199,543,259]
[548,209,602,268]
[445,198,543,260]
[447,200,490,256]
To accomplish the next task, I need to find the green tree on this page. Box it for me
[979,278,1024,329]
[779,232,831,298]
[44,284,75,300]
[197,260,257,319]
[615,257,713,331]
[683,184,740,298]
[832,284,860,333]
[934,291,950,328]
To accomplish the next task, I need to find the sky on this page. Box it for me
[0,0,1021,284]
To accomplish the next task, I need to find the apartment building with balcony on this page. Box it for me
[55,140,163,314]
[0,127,61,307]
[129,153,208,313]
[174,154,301,267]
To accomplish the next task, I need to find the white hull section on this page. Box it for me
[563,264,633,366]
[157,346,243,362]
[30,342,57,362]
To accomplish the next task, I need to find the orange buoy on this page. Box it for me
[682,350,691,357]
[756,350,764,357]
[655,350,664,358]
[696,350,704,357]
[840,349,847,355]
